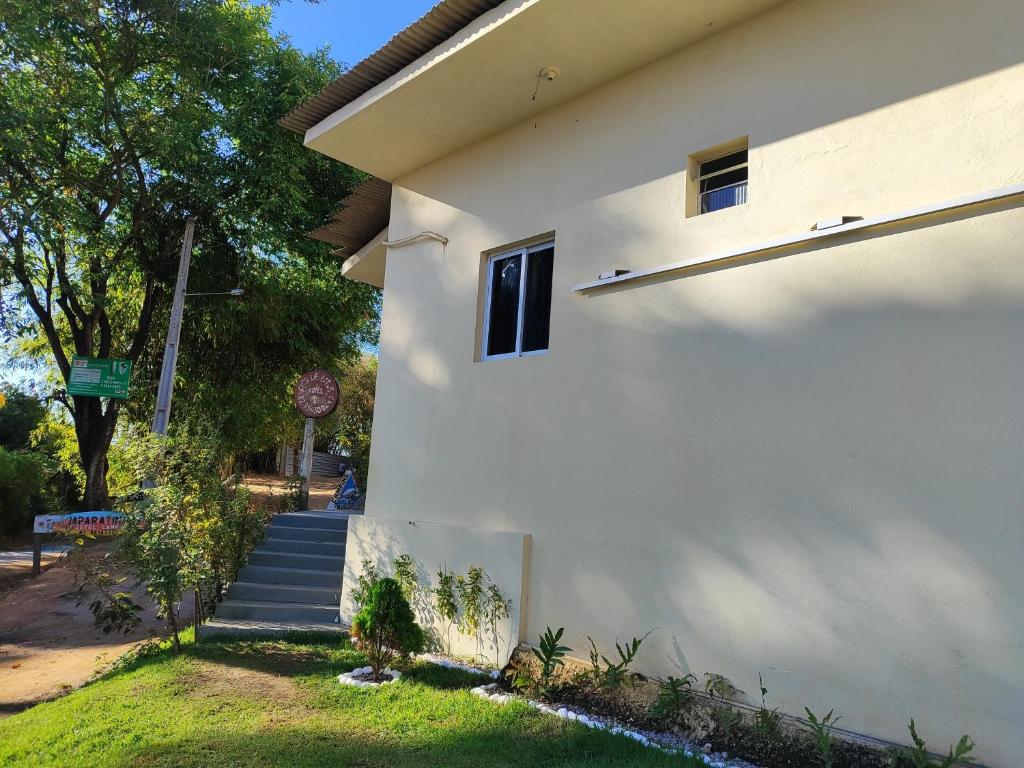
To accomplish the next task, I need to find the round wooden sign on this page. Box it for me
[293,369,340,419]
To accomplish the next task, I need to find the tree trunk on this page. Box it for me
[166,598,181,654]
[75,397,120,510]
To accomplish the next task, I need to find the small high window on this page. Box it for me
[698,146,748,214]
[482,241,554,359]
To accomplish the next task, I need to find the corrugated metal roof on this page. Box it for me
[281,0,505,135]
[309,177,392,254]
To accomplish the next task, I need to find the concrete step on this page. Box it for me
[236,564,340,588]
[226,581,340,605]
[271,512,348,531]
[260,537,346,557]
[200,618,344,640]
[215,599,340,623]
[246,550,344,572]
[264,524,347,543]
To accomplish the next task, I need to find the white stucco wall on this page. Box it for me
[362,0,1024,763]
[341,516,528,666]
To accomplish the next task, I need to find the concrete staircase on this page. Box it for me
[201,510,351,639]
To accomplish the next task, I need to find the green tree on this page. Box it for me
[330,355,377,483]
[0,0,377,508]
[0,385,45,449]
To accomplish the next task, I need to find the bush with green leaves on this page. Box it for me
[704,672,741,700]
[0,447,46,536]
[434,566,459,655]
[532,626,571,700]
[350,577,426,680]
[457,565,485,644]
[393,553,418,603]
[484,582,512,668]
[108,428,270,651]
[353,559,380,608]
[650,673,697,721]
[754,674,782,742]
[585,630,652,689]
[902,719,974,768]
[804,706,840,768]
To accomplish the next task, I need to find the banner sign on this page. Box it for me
[34,512,124,536]
[67,356,132,399]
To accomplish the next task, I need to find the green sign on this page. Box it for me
[67,356,132,399]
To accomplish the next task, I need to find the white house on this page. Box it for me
[284,1,1024,764]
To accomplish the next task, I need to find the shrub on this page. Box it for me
[704,672,741,700]
[456,565,485,643]
[350,577,425,680]
[434,566,458,655]
[902,719,974,768]
[532,626,571,700]
[804,706,840,768]
[0,447,45,536]
[393,553,417,602]
[754,674,782,742]
[585,630,652,689]
[353,559,380,607]
[484,581,512,668]
[650,674,697,720]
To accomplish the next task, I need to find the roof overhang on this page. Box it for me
[299,0,787,180]
[308,176,392,254]
[340,228,388,288]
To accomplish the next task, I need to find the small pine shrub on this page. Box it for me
[350,577,425,680]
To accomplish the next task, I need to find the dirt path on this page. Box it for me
[0,552,192,716]
[242,472,347,510]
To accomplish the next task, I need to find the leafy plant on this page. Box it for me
[705,672,741,700]
[902,719,974,768]
[393,554,418,603]
[716,706,743,739]
[457,565,485,645]
[434,567,459,655]
[532,626,571,698]
[353,559,380,608]
[282,475,304,512]
[650,674,698,720]
[484,582,512,669]
[350,578,426,680]
[586,630,653,689]
[805,707,841,768]
[754,674,782,742]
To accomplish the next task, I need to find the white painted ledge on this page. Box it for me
[571,183,1024,293]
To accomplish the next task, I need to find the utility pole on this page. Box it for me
[152,217,195,435]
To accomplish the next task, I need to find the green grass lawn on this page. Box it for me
[0,631,702,767]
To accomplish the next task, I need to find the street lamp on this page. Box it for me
[151,218,245,435]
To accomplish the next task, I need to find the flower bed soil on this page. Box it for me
[501,647,902,768]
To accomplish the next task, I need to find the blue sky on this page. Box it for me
[271,1,437,65]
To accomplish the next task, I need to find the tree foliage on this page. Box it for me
[351,577,425,680]
[328,354,377,482]
[0,0,378,507]
[0,384,44,449]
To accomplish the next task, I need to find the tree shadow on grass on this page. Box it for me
[128,717,695,768]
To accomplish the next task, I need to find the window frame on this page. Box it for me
[481,240,554,361]
[696,146,748,215]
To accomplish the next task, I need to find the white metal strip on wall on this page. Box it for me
[571,183,1024,293]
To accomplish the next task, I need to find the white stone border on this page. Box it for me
[338,666,401,688]
[469,683,735,768]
